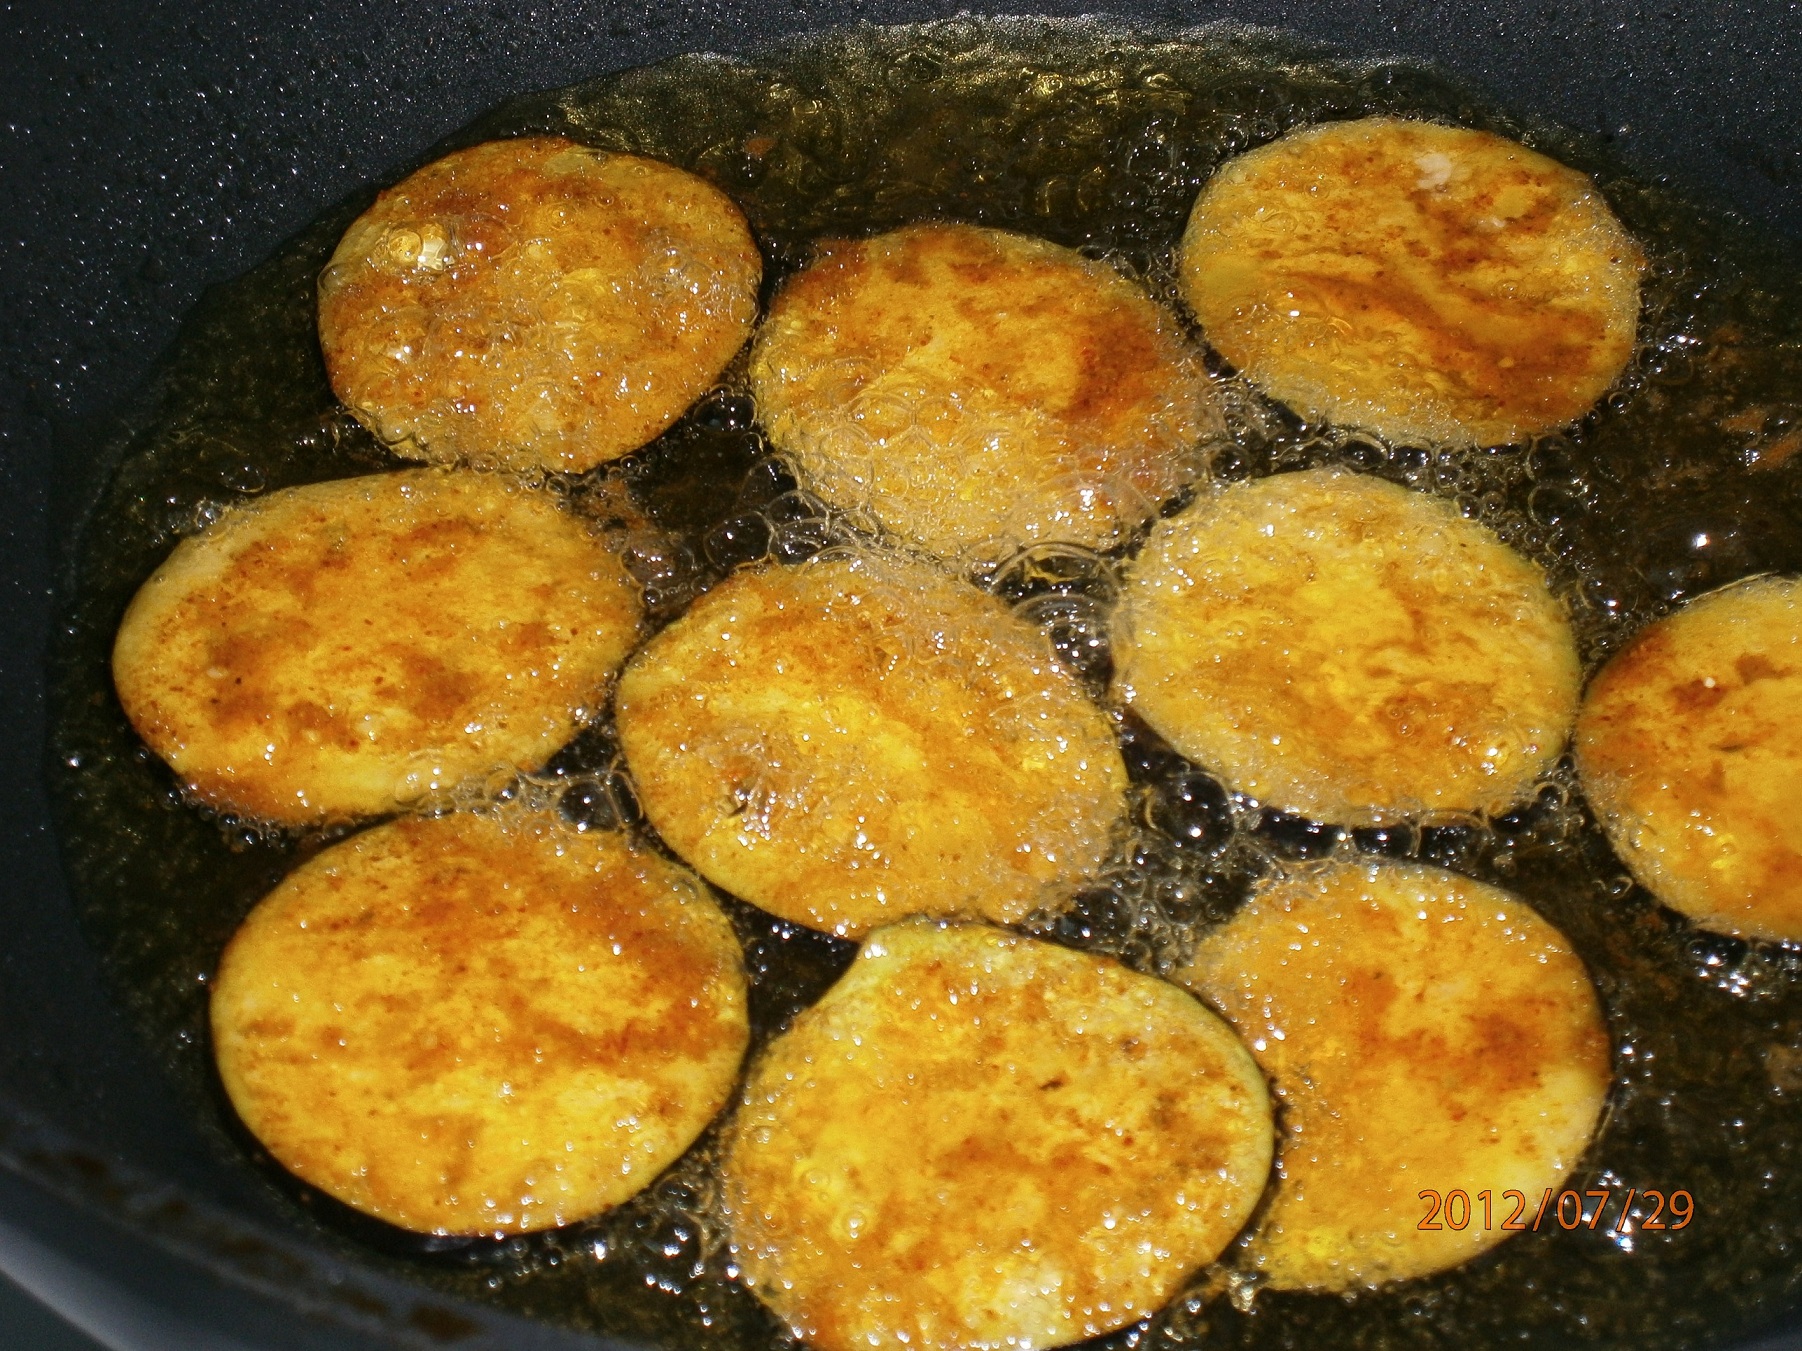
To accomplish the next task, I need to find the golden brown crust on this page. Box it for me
[112,469,642,825]
[1180,117,1643,447]
[750,222,1217,559]
[1113,467,1580,825]
[210,812,749,1235]
[1181,861,1610,1291]
[724,920,1273,1351]
[614,551,1127,938]
[1575,575,1802,941]
[318,137,761,472]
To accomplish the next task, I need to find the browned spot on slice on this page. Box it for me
[1736,652,1790,684]
[1671,678,1730,713]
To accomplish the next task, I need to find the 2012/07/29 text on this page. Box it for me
[1418,1187,1693,1233]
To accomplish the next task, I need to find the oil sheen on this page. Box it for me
[47,17,1802,1351]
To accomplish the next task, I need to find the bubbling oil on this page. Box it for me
[46,15,1802,1351]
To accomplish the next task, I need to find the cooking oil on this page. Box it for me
[47,16,1802,1350]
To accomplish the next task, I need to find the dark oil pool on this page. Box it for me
[46,16,1802,1351]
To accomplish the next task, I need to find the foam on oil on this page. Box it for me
[47,16,1802,1351]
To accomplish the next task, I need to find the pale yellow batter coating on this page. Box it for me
[724,920,1274,1351]
[614,551,1127,938]
[318,136,761,472]
[211,811,749,1235]
[112,469,642,825]
[1576,575,1802,942]
[1180,117,1643,447]
[750,222,1217,559]
[1113,467,1580,825]
[1181,860,1610,1292]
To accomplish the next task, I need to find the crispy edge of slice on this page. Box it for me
[723,919,1274,1351]
[210,810,749,1234]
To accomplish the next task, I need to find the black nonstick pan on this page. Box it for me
[3,3,1800,1349]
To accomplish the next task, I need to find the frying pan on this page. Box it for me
[3,2,1799,1348]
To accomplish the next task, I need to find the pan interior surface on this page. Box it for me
[41,16,1802,1351]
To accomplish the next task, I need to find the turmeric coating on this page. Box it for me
[211,811,749,1235]
[319,137,761,472]
[726,920,1273,1351]
[616,550,1127,937]
[752,222,1218,559]
[1577,575,1802,942]
[1180,117,1643,447]
[1114,467,1580,826]
[112,469,641,825]
[1182,860,1610,1291]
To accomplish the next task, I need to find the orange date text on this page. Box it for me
[1417,1187,1693,1234]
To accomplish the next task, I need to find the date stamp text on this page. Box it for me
[1418,1187,1693,1233]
